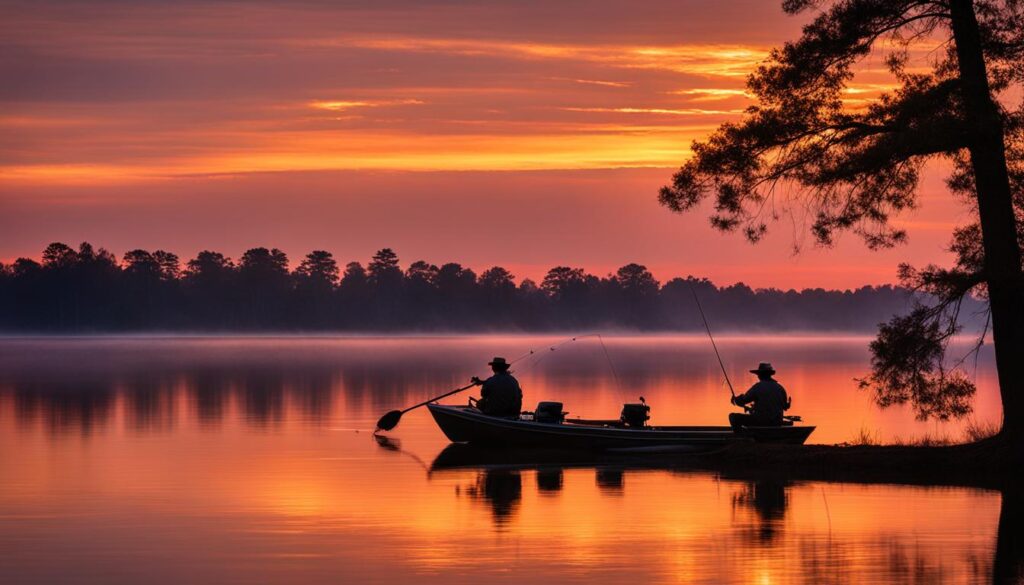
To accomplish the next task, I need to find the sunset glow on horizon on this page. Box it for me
[1,0,966,288]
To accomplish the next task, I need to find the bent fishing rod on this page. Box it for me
[689,285,736,399]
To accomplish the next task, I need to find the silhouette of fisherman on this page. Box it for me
[469,357,523,417]
[729,362,789,428]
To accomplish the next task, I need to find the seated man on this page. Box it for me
[729,362,789,428]
[470,357,523,417]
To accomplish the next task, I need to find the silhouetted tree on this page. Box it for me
[121,250,165,327]
[41,242,77,268]
[122,250,162,278]
[515,278,549,329]
[153,250,180,281]
[68,242,120,329]
[186,251,234,281]
[542,266,600,327]
[183,251,237,328]
[435,263,478,327]
[405,260,440,325]
[2,240,968,333]
[541,267,587,300]
[238,247,290,328]
[615,263,660,326]
[0,262,9,327]
[337,261,370,328]
[480,266,516,292]
[479,266,517,325]
[295,250,339,286]
[34,242,79,328]
[4,258,42,329]
[367,248,404,327]
[368,248,402,289]
[659,0,1024,443]
[295,250,340,326]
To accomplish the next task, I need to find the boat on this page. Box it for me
[426,403,815,452]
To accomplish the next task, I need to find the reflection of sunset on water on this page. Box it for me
[0,336,1007,584]
[0,335,1000,443]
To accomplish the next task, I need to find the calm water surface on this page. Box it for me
[0,335,1014,584]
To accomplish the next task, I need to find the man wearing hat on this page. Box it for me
[729,362,789,428]
[470,357,523,417]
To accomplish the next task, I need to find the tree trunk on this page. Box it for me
[949,0,1024,450]
[993,487,1024,585]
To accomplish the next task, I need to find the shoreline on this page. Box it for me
[676,439,1017,490]
[426,439,1019,491]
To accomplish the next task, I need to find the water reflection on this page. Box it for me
[731,478,791,543]
[0,335,1002,442]
[12,381,116,436]
[595,468,625,494]
[462,470,523,526]
[0,336,1015,584]
[426,444,1015,584]
[536,469,564,493]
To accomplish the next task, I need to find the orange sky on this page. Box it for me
[0,0,968,288]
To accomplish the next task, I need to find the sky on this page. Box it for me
[0,0,969,288]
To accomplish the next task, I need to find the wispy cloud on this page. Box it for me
[316,36,770,78]
[549,77,632,88]
[668,88,750,101]
[562,106,746,116]
[309,99,425,111]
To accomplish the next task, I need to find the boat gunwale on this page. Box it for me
[426,403,815,443]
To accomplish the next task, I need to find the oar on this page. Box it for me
[375,382,478,431]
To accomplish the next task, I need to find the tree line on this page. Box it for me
[0,241,961,332]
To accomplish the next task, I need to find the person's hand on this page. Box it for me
[471,376,482,385]
[730,396,737,406]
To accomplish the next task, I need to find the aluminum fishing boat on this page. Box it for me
[427,404,815,452]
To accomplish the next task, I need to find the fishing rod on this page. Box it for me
[689,285,736,398]
[512,333,606,369]
[507,336,581,366]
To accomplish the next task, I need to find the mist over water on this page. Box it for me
[0,335,1008,584]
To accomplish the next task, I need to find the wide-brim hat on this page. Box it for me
[488,357,510,369]
[750,362,776,375]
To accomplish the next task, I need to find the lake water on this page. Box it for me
[0,335,1014,584]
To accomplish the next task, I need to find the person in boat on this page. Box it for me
[729,362,789,428]
[469,357,523,417]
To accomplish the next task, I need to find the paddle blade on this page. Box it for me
[376,410,403,431]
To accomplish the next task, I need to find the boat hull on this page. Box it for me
[427,404,814,451]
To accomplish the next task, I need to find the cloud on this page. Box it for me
[668,88,749,101]
[549,78,631,88]
[322,36,770,78]
[309,99,425,111]
[562,106,746,116]
[0,1,963,289]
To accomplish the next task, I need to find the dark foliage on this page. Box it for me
[660,0,1024,423]
[859,307,976,419]
[0,242,954,333]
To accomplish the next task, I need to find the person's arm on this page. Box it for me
[732,388,753,406]
[473,375,493,397]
